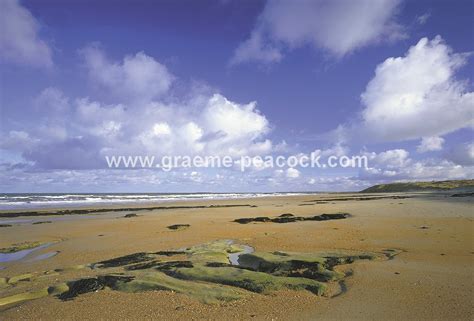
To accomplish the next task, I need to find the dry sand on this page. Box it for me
[0,193,472,320]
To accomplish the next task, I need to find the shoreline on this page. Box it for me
[0,191,459,218]
[0,192,322,212]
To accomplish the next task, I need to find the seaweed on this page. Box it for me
[167,224,190,230]
[57,275,134,301]
[126,260,193,271]
[0,204,255,218]
[451,192,474,197]
[233,213,351,224]
[0,241,44,254]
[94,252,153,268]
[0,240,400,307]
[123,213,138,218]
[154,250,187,256]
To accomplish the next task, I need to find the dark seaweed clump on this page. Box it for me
[0,204,255,218]
[233,213,351,224]
[123,213,138,218]
[167,224,190,230]
[57,275,134,301]
[154,250,187,256]
[126,260,193,271]
[94,252,153,268]
[450,192,474,197]
[302,195,411,203]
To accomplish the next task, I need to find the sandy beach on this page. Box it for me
[0,192,472,320]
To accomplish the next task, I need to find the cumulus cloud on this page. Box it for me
[364,149,411,169]
[0,130,39,152]
[202,94,271,155]
[359,148,473,181]
[312,143,349,159]
[81,44,174,102]
[1,46,274,169]
[34,87,69,112]
[0,0,53,67]
[231,30,283,65]
[417,136,444,153]
[360,36,473,142]
[286,167,300,178]
[231,0,404,64]
[307,176,366,191]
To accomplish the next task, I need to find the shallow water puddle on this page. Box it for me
[0,243,53,263]
[228,245,255,265]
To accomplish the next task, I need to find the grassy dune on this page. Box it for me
[361,179,474,193]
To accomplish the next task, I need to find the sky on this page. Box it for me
[0,0,473,193]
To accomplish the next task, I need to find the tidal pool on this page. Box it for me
[228,244,255,265]
[0,243,53,263]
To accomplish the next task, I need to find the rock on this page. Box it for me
[234,213,350,224]
[278,213,294,218]
[167,224,190,230]
[123,213,138,218]
[94,252,153,268]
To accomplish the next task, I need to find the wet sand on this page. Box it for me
[0,193,473,320]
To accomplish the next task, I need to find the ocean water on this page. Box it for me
[0,192,314,210]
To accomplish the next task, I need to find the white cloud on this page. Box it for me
[81,44,174,102]
[152,122,172,136]
[360,36,473,142]
[231,0,404,64]
[0,0,53,67]
[417,136,444,153]
[312,143,349,158]
[0,130,39,152]
[364,149,411,169]
[416,12,431,25]
[1,47,274,169]
[231,30,282,65]
[286,167,300,178]
[359,148,473,181]
[202,94,270,151]
[360,159,472,181]
[204,94,268,139]
[34,87,69,112]
[306,176,366,191]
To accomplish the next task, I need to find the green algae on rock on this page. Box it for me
[114,271,247,304]
[0,240,401,309]
[0,241,45,254]
[168,264,327,295]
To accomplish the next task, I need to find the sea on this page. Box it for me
[0,193,315,210]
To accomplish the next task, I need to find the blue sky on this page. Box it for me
[0,0,473,192]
